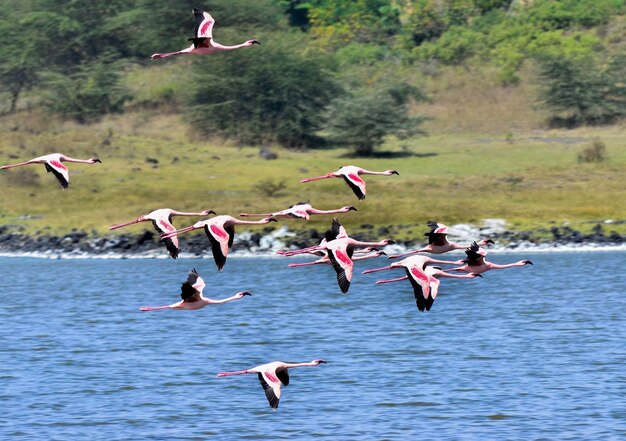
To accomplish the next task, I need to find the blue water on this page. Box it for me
[1,252,625,440]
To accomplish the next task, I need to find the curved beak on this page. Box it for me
[94,158,102,163]
[348,206,357,211]
[318,360,327,364]
[252,40,261,45]
[391,170,399,175]
[525,260,534,265]
[268,217,278,223]
[241,291,252,296]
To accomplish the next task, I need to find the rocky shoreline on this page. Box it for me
[0,221,624,258]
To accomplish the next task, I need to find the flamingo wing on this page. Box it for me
[180,268,205,300]
[324,218,343,242]
[406,267,432,312]
[257,371,282,409]
[341,173,366,200]
[193,8,214,38]
[276,368,290,386]
[464,242,482,265]
[151,216,179,259]
[204,224,230,271]
[44,159,70,189]
[328,247,354,294]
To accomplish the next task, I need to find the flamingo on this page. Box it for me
[288,248,386,268]
[161,214,278,271]
[240,201,357,220]
[109,208,215,259]
[300,165,399,200]
[0,153,101,189]
[447,242,533,275]
[151,8,260,59]
[217,359,326,409]
[388,220,494,259]
[284,218,394,293]
[140,268,251,311]
[362,255,480,311]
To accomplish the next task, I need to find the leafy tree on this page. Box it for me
[43,60,131,123]
[326,83,427,156]
[536,52,626,126]
[188,43,341,147]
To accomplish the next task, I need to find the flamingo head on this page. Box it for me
[90,158,102,164]
[248,39,261,45]
[522,260,533,265]
[470,273,483,278]
[377,251,387,256]
[345,206,357,212]
[387,170,399,175]
[238,291,252,296]
[202,210,216,216]
[313,359,327,365]
[266,217,278,223]
[383,239,395,246]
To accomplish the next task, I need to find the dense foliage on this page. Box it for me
[0,0,624,136]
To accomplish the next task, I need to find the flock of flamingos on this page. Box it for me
[0,8,533,410]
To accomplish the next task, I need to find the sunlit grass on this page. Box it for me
[1,110,624,241]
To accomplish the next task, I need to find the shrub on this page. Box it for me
[188,44,341,147]
[326,83,427,156]
[578,139,607,163]
[43,60,131,123]
[254,178,288,197]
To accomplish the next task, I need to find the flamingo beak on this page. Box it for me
[386,240,396,245]
[268,217,278,222]
[390,170,399,175]
[348,206,357,211]
[473,273,483,278]
[94,158,102,163]
[318,360,327,364]
[208,210,216,215]
[486,239,494,245]
[378,251,387,256]
[252,40,261,45]
[241,291,252,296]
[525,260,534,265]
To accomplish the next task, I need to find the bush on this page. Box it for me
[188,44,341,147]
[254,178,287,197]
[536,52,626,126]
[43,60,131,123]
[326,83,427,156]
[578,139,607,163]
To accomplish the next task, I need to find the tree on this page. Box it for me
[536,52,626,126]
[188,43,341,147]
[326,83,427,156]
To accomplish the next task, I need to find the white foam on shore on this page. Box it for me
[1,241,624,260]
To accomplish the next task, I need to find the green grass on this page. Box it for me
[1,110,625,241]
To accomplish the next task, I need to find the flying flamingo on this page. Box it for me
[240,201,357,220]
[109,208,215,259]
[140,268,251,311]
[151,8,260,59]
[363,255,480,311]
[0,153,101,189]
[287,248,386,268]
[447,242,533,275]
[284,218,394,293]
[300,165,399,200]
[161,215,278,271]
[388,220,493,259]
[217,359,326,409]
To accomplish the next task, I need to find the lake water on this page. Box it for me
[1,251,625,440]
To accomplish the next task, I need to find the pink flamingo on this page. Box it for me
[447,242,533,275]
[140,268,251,311]
[161,214,277,271]
[151,8,260,59]
[288,247,386,268]
[0,153,101,189]
[109,208,214,259]
[217,359,326,409]
[301,165,399,200]
[363,255,480,311]
[240,201,356,220]
[285,218,394,293]
[388,220,493,259]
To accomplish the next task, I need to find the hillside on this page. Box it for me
[0,0,625,246]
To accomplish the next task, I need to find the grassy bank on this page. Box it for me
[1,111,624,242]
